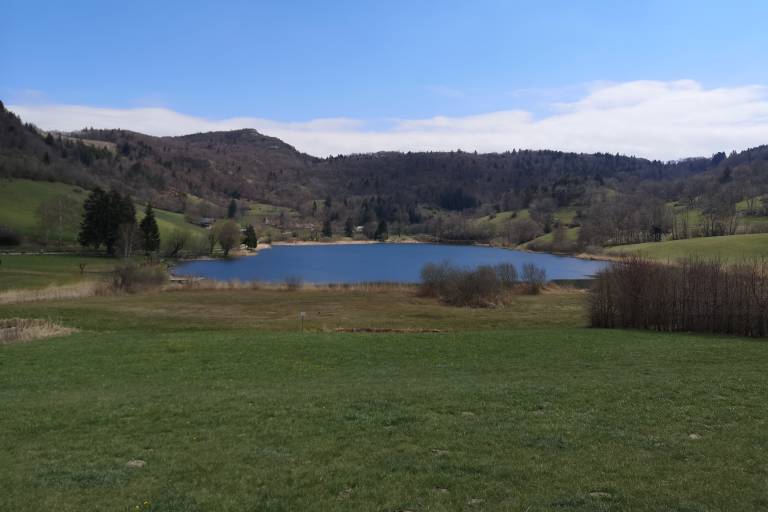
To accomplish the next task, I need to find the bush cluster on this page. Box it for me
[112,262,168,293]
[420,261,546,307]
[0,225,21,246]
[590,256,768,337]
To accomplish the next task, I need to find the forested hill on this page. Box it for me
[1,101,722,211]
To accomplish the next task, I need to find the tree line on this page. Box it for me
[78,188,160,257]
[75,188,261,258]
[590,256,768,337]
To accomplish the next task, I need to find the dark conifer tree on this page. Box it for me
[139,204,161,254]
[243,224,258,249]
[322,218,333,238]
[227,199,238,219]
[344,217,354,237]
[79,188,108,251]
[78,188,136,255]
[375,220,388,241]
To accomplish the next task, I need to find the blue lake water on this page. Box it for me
[173,243,607,283]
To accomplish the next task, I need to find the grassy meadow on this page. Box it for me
[2,264,768,510]
[606,232,768,261]
[0,178,89,243]
[0,254,117,290]
[0,178,204,247]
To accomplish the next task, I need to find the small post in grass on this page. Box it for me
[299,311,305,333]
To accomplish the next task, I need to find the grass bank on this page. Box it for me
[606,233,768,261]
[1,285,768,510]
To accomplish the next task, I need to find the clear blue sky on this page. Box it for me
[3,0,767,122]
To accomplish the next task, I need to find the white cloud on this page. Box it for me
[9,80,768,160]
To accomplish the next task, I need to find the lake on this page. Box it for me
[172,243,607,284]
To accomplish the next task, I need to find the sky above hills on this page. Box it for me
[4,0,768,160]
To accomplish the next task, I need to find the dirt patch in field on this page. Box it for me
[333,327,444,333]
[0,318,76,344]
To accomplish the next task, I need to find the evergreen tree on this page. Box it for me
[107,190,136,255]
[243,224,258,249]
[344,217,354,237]
[79,188,109,251]
[375,220,389,241]
[139,204,161,254]
[78,188,136,255]
[227,199,238,219]
[322,218,333,238]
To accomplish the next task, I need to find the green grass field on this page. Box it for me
[0,178,89,243]
[2,282,768,510]
[522,227,581,248]
[476,209,530,227]
[0,254,118,290]
[137,208,205,241]
[606,233,768,261]
[0,178,204,246]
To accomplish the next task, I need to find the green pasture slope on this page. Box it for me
[2,287,768,510]
[0,179,89,243]
[607,233,768,261]
[136,207,206,240]
[0,178,204,243]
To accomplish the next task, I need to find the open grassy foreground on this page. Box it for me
[0,254,117,290]
[606,233,768,261]
[2,286,768,511]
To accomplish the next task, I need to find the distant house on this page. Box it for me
[355,225,364,233]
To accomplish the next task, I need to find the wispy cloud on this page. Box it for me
[9,80,768,160]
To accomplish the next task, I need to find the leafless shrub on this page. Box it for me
[495,262,518,289]
[419,261,521,307]
[0,318,76,344]
[590,256,768,337]
[521,263,547,294]
[163,229,189,258]
[505,218,542,245]
[112,262,168,293]
[283,275,304,291]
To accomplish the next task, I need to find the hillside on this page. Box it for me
[4,100,768,255]
[1,100,715,213]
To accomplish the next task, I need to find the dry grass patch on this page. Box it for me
[0,281,109,305]
[0,318,76,344]
[176,279,417,293]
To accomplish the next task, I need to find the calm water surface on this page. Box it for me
[173,243,606,283]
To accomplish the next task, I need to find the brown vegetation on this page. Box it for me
[111,262,168,293]
[420,261,545,307]
[590,256,768,337]
[0,318,76,344]
[0,281,108,305]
